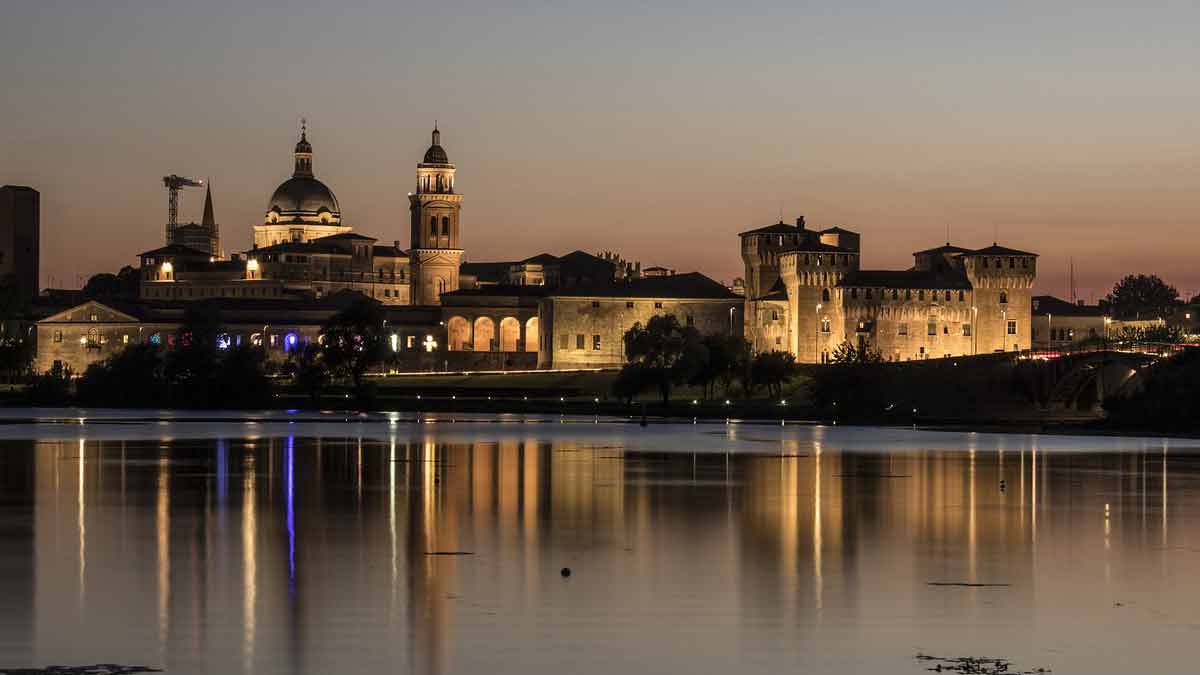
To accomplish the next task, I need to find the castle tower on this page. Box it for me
[409,125,463,305]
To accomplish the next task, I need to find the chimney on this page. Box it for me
[796,216,806,229]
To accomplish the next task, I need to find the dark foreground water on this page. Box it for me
[0,410,1197,674]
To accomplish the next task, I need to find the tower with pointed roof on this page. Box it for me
[409,125,463,305]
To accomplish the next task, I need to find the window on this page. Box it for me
[430,216,437,236]
[958,290,965,302]
[626,301,634,308]
[686,314,694,327]
[927,321,937,336]
[821,289,830,302]
[962,324,972,337]
[53,330,63,343]
[123,334,130,344]
[865,289,873,299]
[821,318,831,333]
[560,334,569,349]
[771,310,779,321]
[898,323,908,336]
[943,325,949,334]
[918,290,925,300]
[407,335,416,349]
[592,335,601,351]
[775,336,782,346]
[441,216,449,235]
[944,291,951,301]
[654,302,663,309]
[999,291,1008,304]
[1008,320,1017,335]
[905,290,912,300]
[576,334,585,349]
[592,300,600,308]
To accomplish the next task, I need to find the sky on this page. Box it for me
[2,0,1199,300]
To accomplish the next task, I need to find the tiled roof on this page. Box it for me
[967,244,1038,257]
[549,272,739,300]
[138,244,211,258]
[1032,295,1106,317]
[739,222,804,236]
[313,232,377,242]
[372,245,407,258]
[914,243,971,256]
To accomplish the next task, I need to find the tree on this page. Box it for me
[321,297,388,404]
[164,301,223,406]
[76,343,166,407]
[214,344,273,409]
[82,267,139,300]
[1105,274,1180,320]
[749,350,799,399]
[691,334,749,399]
[831,340,884,364]
[611,362,649,404]
[288,343,329,405]
[622,315,704,404]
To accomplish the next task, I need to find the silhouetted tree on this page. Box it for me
[76,344,166,407]
[1105,274,1180,319]
[287,343,328,405]
[691,334,749,399]
[622,315,704,404]
[322,297,388,404]
[749,350,799,398]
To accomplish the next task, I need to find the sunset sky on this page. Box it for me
[3,0,1199,300]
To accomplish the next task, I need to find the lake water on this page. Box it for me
[0,410,1197,674]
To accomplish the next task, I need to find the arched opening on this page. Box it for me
[499,317,520,352]
[446,316,470,351]
[473,317,495,352]
[821,288,830,302]
[525,317,539,352]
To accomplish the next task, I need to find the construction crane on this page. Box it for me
[163,174,203,229]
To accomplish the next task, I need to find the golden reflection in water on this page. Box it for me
[389,437,397,614]
[77,439,86,607]
[156,452,169,653]
[813,442,822,612]
[242,451,257,671]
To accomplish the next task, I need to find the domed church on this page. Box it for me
[253,122,352,248]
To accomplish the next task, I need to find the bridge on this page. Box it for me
[1024,343,1182,412]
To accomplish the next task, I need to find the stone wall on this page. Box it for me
[539,296,742,369]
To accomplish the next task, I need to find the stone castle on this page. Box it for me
[741,217,1036,362]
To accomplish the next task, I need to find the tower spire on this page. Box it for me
[201,182,215,226]
[293,118,314,177]
[432,121,440,146]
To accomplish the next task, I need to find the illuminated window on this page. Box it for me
[655,302,663,309]
[898,323,908,336]
[821,318,830,333]
[53,330,62,343]
[962,324,971,337]
[592,335,601,351]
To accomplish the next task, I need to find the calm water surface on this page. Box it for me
[0,410,1198,674]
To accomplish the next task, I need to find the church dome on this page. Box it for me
[422,125,450,164]
[268,176,340,218]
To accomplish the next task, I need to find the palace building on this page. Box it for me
[741,218,1037,363]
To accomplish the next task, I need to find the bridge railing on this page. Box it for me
[1022,341,1193,361]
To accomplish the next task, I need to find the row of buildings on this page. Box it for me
[16,122,1074,376]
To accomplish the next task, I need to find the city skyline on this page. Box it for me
[4,1,1200,299]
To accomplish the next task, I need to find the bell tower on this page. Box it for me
[409,124,463,305]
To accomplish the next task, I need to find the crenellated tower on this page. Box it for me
[409,125,463,305]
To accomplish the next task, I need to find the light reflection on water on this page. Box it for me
[0,413,1198,674]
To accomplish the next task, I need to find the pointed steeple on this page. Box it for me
[201,182,215,226]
